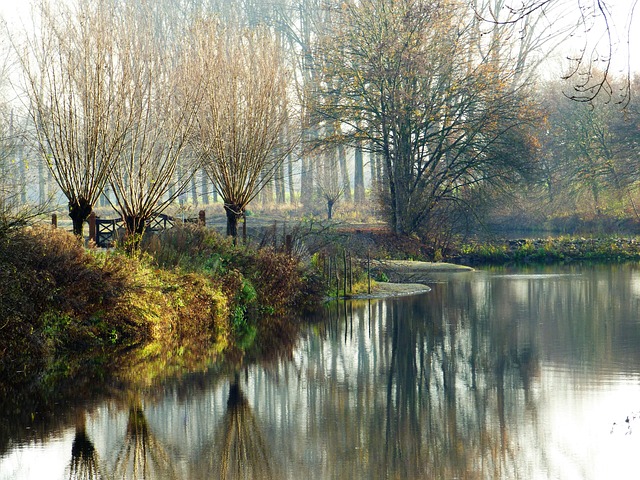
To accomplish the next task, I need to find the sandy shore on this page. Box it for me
[348,260,474,299]
[348,282,432,299]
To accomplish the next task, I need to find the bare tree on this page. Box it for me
[316,0,540,235]
[107,2,201,247]
[17,0,131,236]
[192,19,295,240]
[479,0,638,105]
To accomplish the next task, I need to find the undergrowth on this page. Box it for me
[0,224,324,391]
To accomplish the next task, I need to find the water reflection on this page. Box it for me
[303,293,544,479]
[68,413,101,479]
[4,264,640,479]
[206,374,273,480]
[109,399,177,480]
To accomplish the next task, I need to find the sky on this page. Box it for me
[0,0,638,75]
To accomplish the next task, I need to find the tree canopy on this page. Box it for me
[192,19,295,240]
[315,0,540,235]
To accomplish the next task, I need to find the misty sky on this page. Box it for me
[0,0,638,75]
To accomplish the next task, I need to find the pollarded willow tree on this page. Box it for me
[107,3,201,246]
[192,19,295,240]
[315,0,541,235]
[18,0,131,237]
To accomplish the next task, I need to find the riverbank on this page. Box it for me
[451,237,640,265]
[4,220,640,394]
[0,225,324,392]
[348,260,473,298]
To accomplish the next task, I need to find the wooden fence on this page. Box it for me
[88,210,205,248]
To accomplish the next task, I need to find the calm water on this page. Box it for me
[3,264,640,479]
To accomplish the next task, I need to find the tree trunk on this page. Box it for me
[327,199,334,220]
[275,161,286,203]
[338,144,351,202]
[224,203,243,242]
[354,142,365,204]
[261,172,274,205]
[287,152,296,204]
[123,214,147,251]
[191,175,198,206]
[38,159,45,205]
[68,198,93,237]
[201,169,209,205]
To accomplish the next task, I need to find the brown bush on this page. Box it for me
[0,227,139,385]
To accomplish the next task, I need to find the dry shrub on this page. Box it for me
[0,227,136,384]
[250,248,305,315]
[142,224,234,270]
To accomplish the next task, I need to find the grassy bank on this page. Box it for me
[0,225,323,392]
[314,224,640,266]
[451,237,640,265]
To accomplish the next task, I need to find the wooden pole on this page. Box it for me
[348,251,353,294]
[367,251,371,294]
[88,212,97,244]
[51,213,57,229]
[343,249,347,296]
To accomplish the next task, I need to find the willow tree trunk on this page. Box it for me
[69,198,93,237]
[224,203,243,242]
[123,214,148,251]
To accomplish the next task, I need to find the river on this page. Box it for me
[2,263,640,479]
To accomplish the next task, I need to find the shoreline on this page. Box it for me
[347,281,432,299]
[348,260,474,299]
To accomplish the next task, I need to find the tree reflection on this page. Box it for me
[294,287,546,479]
[67,412,102,480]
[197,373,272,480]
[111,399,177,480]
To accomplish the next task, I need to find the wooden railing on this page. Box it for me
[88,210,205,248]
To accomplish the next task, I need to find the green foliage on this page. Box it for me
[0,226,233,387]
[456,237,640,265]
[0,222,324,390]
[375,271,389,282]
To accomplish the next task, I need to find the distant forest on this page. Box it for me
[1,0,639,241]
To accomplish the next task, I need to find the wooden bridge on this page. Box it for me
[89,211,205,248]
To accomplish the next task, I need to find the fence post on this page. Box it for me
[367,252,371,294]
[285,234,292,254]
[88,212,97,244]
[199,209,206,226]
[343,249,347,296]
[51,213,57,229]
